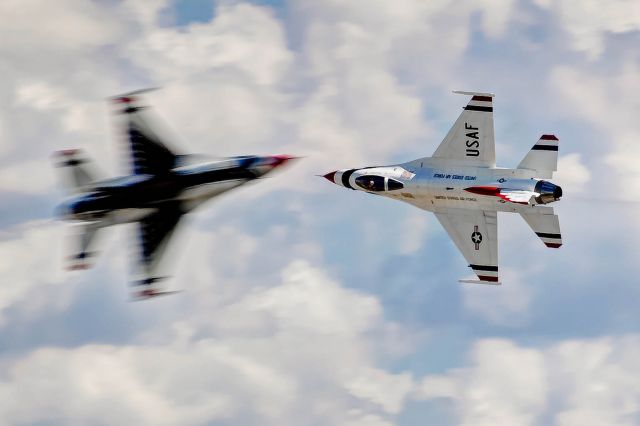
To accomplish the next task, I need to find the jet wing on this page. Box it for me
[432,91,496,167]
[113,91,179,176]
[434,208,500,284]
[132,203,184,298]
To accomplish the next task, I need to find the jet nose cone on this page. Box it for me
[272,154,297,168]
[323,171,337,183]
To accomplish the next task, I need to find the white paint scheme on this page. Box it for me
[325,92,563,284]
[518,135,560,179]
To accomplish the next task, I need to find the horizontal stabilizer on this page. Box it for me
[66,252,96,270]
[517,134,559,178]
[110,88,159,103]
[520,208,562,248]
[53,149,99,194]
[65,223,103,270]
[452,90,495,97]
[132,288,180,301]
[130,276,179,300]
[459,279,502,285]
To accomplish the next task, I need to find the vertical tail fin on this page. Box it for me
[53,149,99,194]
[517,134,559,179]
[520,207,562,248]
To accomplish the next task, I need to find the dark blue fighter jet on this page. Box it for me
[55,90,296,299]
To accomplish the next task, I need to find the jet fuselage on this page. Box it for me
[58,154,293,225]
[325,159,562,214]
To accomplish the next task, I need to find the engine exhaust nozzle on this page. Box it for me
[534,180,562,204]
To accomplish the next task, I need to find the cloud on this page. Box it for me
[0,0,124,51]
[14,82,101,135]
[415,336,640,426]
[0,260,413,425]
[127,3,293,86]
[477,0,516,39]
[254,260,382,335]
[396,212,430,255]
[536,0,640,59]
[0,159,58,195]
[120,0,168,30]
[461,267,534,326]
[415,338,547,426]
[555,153,590,195]
[550,63,640,200]
[345,367,414,414]
[0,221,71,325]
[344,411,395,426]
[0,1,639,424]
[548,336,640,426]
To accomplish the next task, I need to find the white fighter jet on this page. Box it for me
[55,90,296,298]
[323,91,562,284]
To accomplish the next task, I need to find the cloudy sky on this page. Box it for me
[1,0,639,424]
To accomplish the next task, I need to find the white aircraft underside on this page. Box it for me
[325,91,563,284]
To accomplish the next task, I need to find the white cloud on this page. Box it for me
[0,2,129,171]
[15,82,67,112]
[0,158,57,194]
[0,0,527,201]
[0,0,124,51]
[202,256,381,342]
[128,3,293,86]
[344,411,395,426]
[478,0,516,39]
[290,0,527,170]
[1,1,639,425]
[120,0,168,30]
[0,344,255,425]
[0,260,412,425]
[539,0,640,59]
[416,338,547,426]
[550,63,640,200]
[396,212,430,255]
[415,336,640,426]
[346,367,413,415]
[14,82,99,135]
[461,267,534,326]
[0,117,5,157]
[548,337,640,426]
[556,153,591,195]
[0,222,71,325]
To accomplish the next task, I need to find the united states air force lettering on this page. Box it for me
[465,123,479,157]
[433,173,476,181]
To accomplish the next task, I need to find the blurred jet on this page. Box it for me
[55,90,296,299]
[323,91,562,284]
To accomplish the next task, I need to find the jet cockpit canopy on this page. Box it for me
[355,175,404,192]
